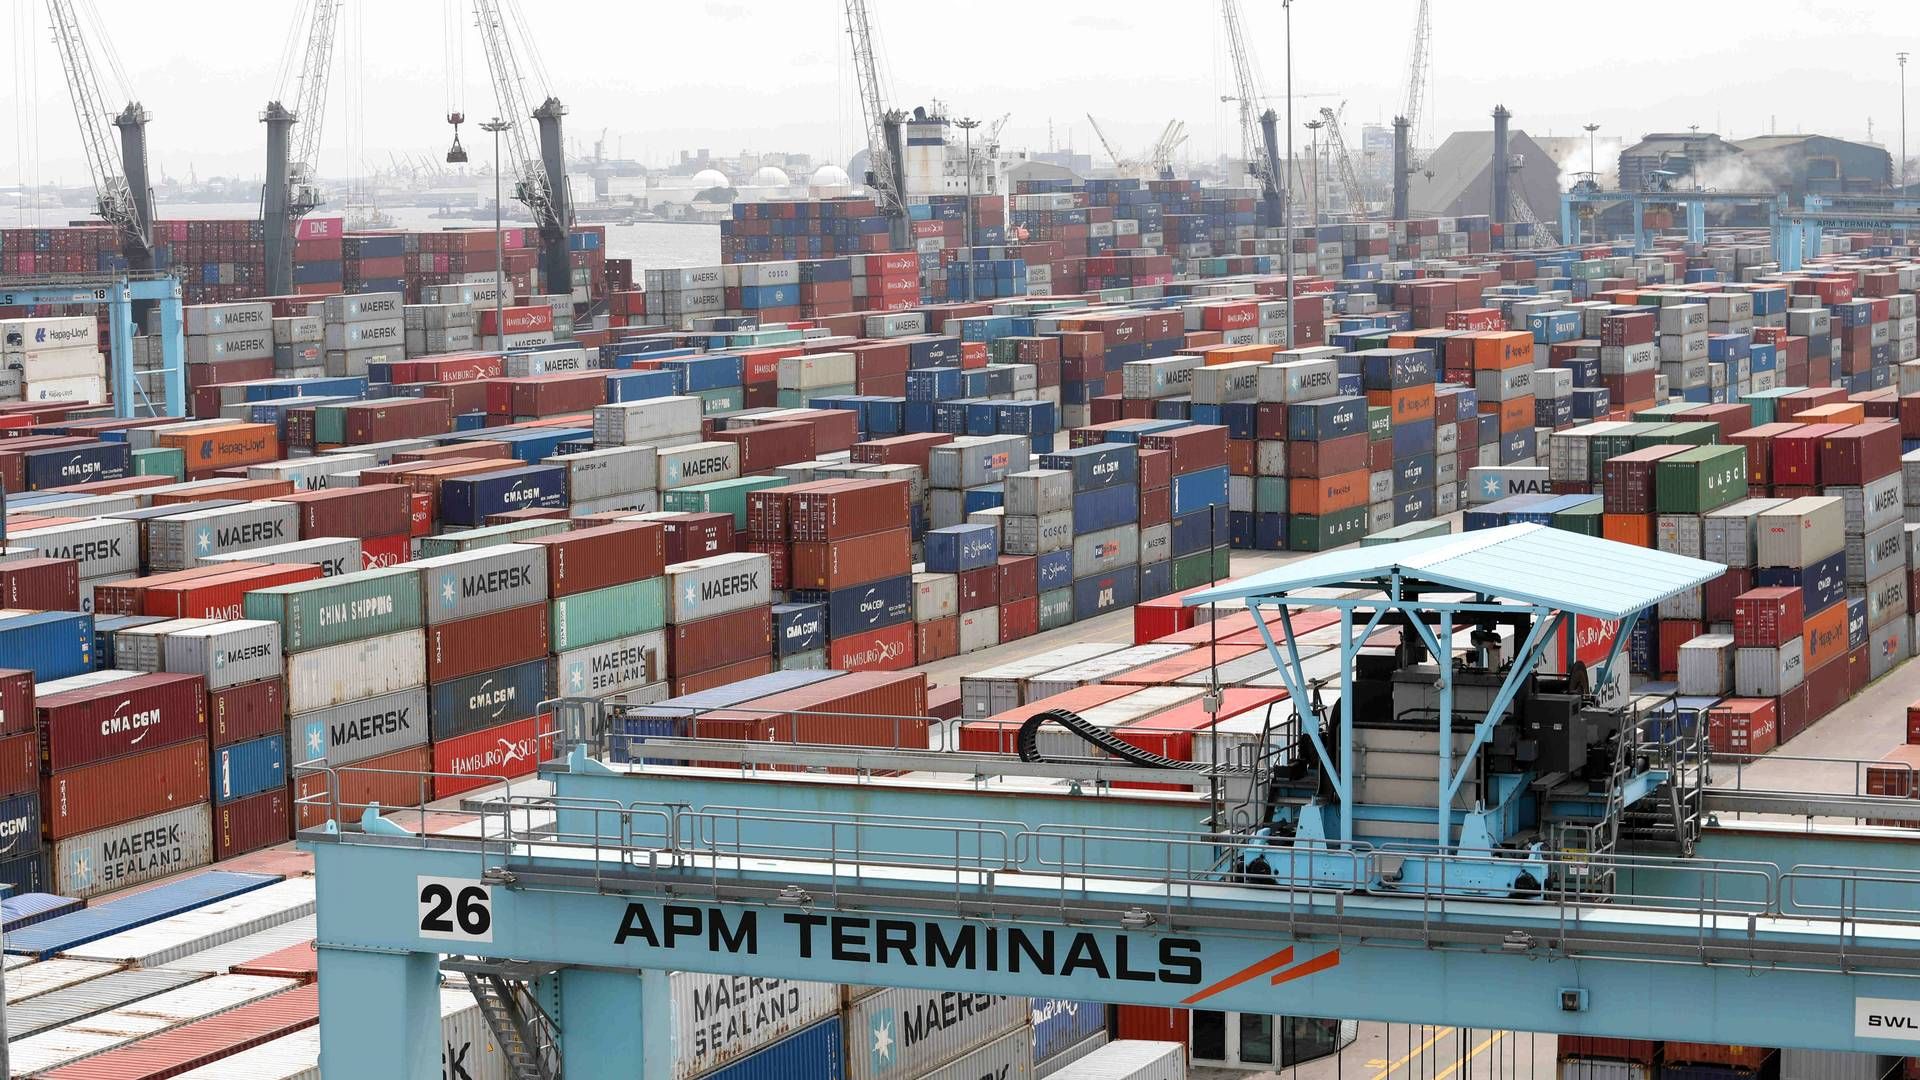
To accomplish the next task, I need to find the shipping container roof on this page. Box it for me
[1183,524,1721,621]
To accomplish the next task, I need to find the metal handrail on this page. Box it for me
[1712,751,1915,801]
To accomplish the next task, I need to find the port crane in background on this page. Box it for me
[45,0,153,275]
[1087,116,1187,181]
[1399,0,1432,168]
[1219,0,1287,228]
[844,0,909,250]
[472,0,574,298]
[1320,104,1370,218]
[261,0,342,297]
[1150,119,1190,178]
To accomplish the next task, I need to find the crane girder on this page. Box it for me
[1321,106,1369,219]
[473,0,568,245]
[844,0,903,220]
[1401,0,1431,154]
[1220,0,1269,190]
[45,0,148,255]
[284,0,343,216]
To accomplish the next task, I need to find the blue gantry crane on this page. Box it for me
[301,526,1920,1079]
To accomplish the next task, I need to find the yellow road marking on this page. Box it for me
[1432,1029,1508,1080]
[1370,1025,1456,1080]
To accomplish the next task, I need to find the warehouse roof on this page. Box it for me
[1183,524,1722,621]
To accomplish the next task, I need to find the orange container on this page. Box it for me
[1470,330,1534,370]
[1499,395,1536,432]
[149,478,294,505]
[1802,601,1850,672]
[1369,383,1434,425]
[1793,402,1866,424]
[1602,512,1654,547]
[157,422,280,472]
[1196,343,1275,365]
[1289,469,1369,515]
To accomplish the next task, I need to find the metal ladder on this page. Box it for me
[453,960,563,1080]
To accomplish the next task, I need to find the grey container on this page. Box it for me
[550,629,668,699]
[914,1027,1034,1080]
[913,573,958,623]
[1675,633,1735,696]
[594,397,704,445]
[200,536,362,577]
[657,442,741,491]
[1777,1050,1902,1080]
[415,545,549,624]
[1734,639,1806,697]
[1832,473,1906,536]
[930,436,1032,489]
[1558,1061,1652,1080]
[285,629,427,714]
[113,618,220,673]
[148,502,299,571]
[5,968,209,1038]
[51,803,214,899]
[322,291,404,322]
[1005,470,1074,516]
[291,687,431,767]
[1003,511,1073,556]
[1655,513,1704,559]
[665,553,771,624]
[1121,356,1198,400]
[161,619,282,691]
[246,453,374,491]
[546,445,656,501]
[416,519,569,557]
[184,302,273,337]
[1072,525,1140,579]
[1869,568,1909,629]
[1138,524,1172,565]
[1703,498,1788,567]
[1853,520,1907,586]
[161,914,314,975]
[184,329,274,363]
[843,988,1029,1080]
[9,519,139,579]
[1757,497,1846,568]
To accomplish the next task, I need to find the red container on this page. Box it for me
[1138,448,1171,492]
[429,603,551,683]
[1657,619,1704,676]
[789,529,911,590]
[767,408,857,454]
[998,596,1039,642]
[276,483,412,538]
[342,397,453,443]
[1558,1038,1659,1065]
[849,432,951,470]
[478,304,555,336]
[1701,567,1752,624]
[1285,432,1367,477]
[716,420,816,473]
[1868,745,1920,797]
[1600,311,1655,347]
[957,565,1000,613]
[915,617,959,664]
[1602,445,1689,514]
[658,511,734,563]
[392,440,511,464]
[1770,422,1851,486]
[669,606,773,678]
[995,556,1038,603]
[1706,699,1778,756]
[294,744,430,828]
[42,738,209,839]
[1728,421,1802,485]
[38,672,207,772]
[232,940,319,982]
[93,565,258,617]
[1908,701,1920,745]
[362,533,410,569]
[526,522,664,597]
[431,714,556,799]
[35,983,319,1080]
[0,557,79,610]
[1139,425,1230,475]
[485,371,607,416]
[0,729,36,798]
[215,786,292,860]
[787,480,913,541]
[828,622,917,672]
[697,671,928,748]
[1113,1006,1188,1043]
[1663,1044,1775,1071]
[143,563,323,619]
[209,678,285,748]
[1819,421,1902,485]
[1733,586,1805,648]
[0,669,34,737]
[1777,682,1813,744]
[747,481,826,541]
[671,655,773,697]
[1807,647,1853,721]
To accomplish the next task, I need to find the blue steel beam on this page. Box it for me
[1440,609,1560,812]
[0,275,186,417]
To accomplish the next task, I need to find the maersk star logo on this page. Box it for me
[568,663,585,692]
[440,575,458,607]
[682,583,699,611]
[666,461,681,483]
[213,651,225,668]
[305,721,326,760]
[70,852,93,890]
[1481,476,1502,498]
[868,1009,897,1072]
[196,527,214,553]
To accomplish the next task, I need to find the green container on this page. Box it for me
[1367,407,1393,442]
[1037,587,1074,631]
[1588,424,1661,478]
[550,577,666,652]
[1550,499,1605,537]
[1362,520,1453,547]
[1172,546,1233,590]
[1254,476,1289,514]
[694,387,745,415]
[1289,507,1369,551]
[1740,386,1805,426]
[312,402,356,447]
[1657,421,1722,447]
[729,328,805,348]
[1633,402,1692,422]
[131,447,184,480]
[662,475,788,528]
[417,518,570,557]
[244,565,425,652]
[1625,422,1679,450]
[1654,444,1748,514]
[779,385,854,409]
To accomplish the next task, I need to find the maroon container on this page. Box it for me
[1560,1038,1658,1065]
[1600,311,1655,347]
[1805,643,1853,721]
[916,617,959,664]
[42,738,210,839]
[770,409,857,454]
[524,522,664,598]
[1729,422,1802,485]
[1733,587,1804,648]
[215,786,292,860]
[995,556,1038,604]
[787,480,913,542]
[276,483,412,539]
[0,669,34,738]
[1139,485,1171,529]
[1847,643,1870,698]
[1819,421,1902,486]
[789,529,911,591]
[428,603,551,683]
[671,655,773,697]
[744,538,789,590]
[1139,425,1229,476]
[1602,444,1690,514]
[209,678,285,749]
[343,397,453,443]
[1137,449,1171,493]
[1701,566,1752,624]
[1286,432,1367,477]
[0,557,79,610]
[669,606,773,679]
[747,481,838,541]
[485,371,607,417]
[487,507,570,526]
[999,596,1039,642]
[38,672,208,772]
[92,564,257,617]
[696,671,928,748]
[957,565,1000,613]
[849,433,949,470]
[0,729,36,798]
[417,380,492,417]
[392,440,511,464]
[659,511,734,563]
[716,421,816,474]
[294,744,429,829]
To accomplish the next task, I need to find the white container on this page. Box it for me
[200,536,362,578]
[504,347,596,377]
[322,317,407,352]
[1031,685,1202,761]
[1734,638,1806,697]
[31,373,113,403]
[273,314,324,343]
[8,518,140,579]
[247,453,374,491]
[184,302,274,337]
[547,444,655,501]
[4,958,119,1004]
[913,573,959,623]
[2,315,96,351]
[666,553,772,623]
[929,436,1032,489]
[16,345,104,382]
[415,545,549,623]
[63,878,315,968]
[292,687,431,766]
[960,643,1131,718]
[844,988,1030,1080]
[1043,1040,1186,1080]
[1024,644,1192,700]
[595,396,704,445]
[778,351,856,389]
[1675,633,1736,696]
[1703,498,1788,567]
[185,329,275,363]
[171,987,508,1079]
[7,974,301,1075]
[284,629,427,713]
[1257,358,1339,402]
[657,442,741,491]
[668,971,840,1080]
[322,291,404,322]
[551,629,668,699]
[1757,496,1846,568]
[147,502,300,571]
[162,618,283,691]
[1005,470,1073,516]
[1122,356,1198,400]
[161,914,313,975]
[959,608,1001,654]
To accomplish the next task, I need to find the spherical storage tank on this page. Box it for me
[689,168,730,190]
[810,164,851,187]
[749,166,791,187]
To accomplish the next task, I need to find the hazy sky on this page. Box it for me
[2,0,1913,187]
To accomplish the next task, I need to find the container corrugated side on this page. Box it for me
[52,803,214,900]
[33,983,319,1080]
[62,878,314,968]
[1040,1040,1184,1080]
[915,1026,1034,1080]
[291,687,430,766]
[415,544,549,623]
[242,566,424,652]
[3,967,208,1039]
[167,987,505,1080]
[1036,1033,1108,1078]
[9,974,304,1076]
[160,914,314,975]
[670,971,841,1080]
[844,988,1030,1080]
[3,957,120,1005]
[5,869,276,959]
[42,738,211,841]
[703,1015,845,1080]
[283,629,426,713]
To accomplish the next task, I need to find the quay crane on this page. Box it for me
[845,0,909,251]
[261,0,342,297]
[45,0,153,277]
[472,0,574,297]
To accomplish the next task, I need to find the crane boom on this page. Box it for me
[844,0,906,247]
[1321,106,1369,219]
[262,0,341,295]
[1401,0,1431,156]
[1220,0,1266,185]
[1086,114,1131,171]
[45,0,151,264]
[473,0,573,296]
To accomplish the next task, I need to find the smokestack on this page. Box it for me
[1491,105,1512,233]
[1392,116,1411,221]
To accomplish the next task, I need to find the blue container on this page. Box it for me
[1034,1001,1109,1063]
[793,574,913,638]
[0,888,78,928]
[1359,349,1434,390]
[24,442,131,491]
[212,734,287,805]
[1170,506,1228,556]
[428,659,550,741]
[1072,566,1141,621]
[772,603,827,657]
[0,791,42,863]
[4,870,276,959]
[1394,453,1435,497]
[1038,444,1138,492]
[438,465,569,527]
[1138,558,1174,598]
[923,524,1000,573]
[0,612,94,682]
[1171,466,1229,515]
[1287,396,1367,441]
[706,1017,844,1080]
[661,354,745,393]
[468,428,594,462]
[606,370,678,402]
[1571,386,1612,419]
[1073,485,1139,533]
[963,401,999,436]
[964,485,1005,514]
[1849,595,1870,651]
[1757,551,1848,617]
[1036,549,1074,592]
[610,671,847,763]
[995,401,1056,436]
[1499,425,1538,464]
[905,369,963,400]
